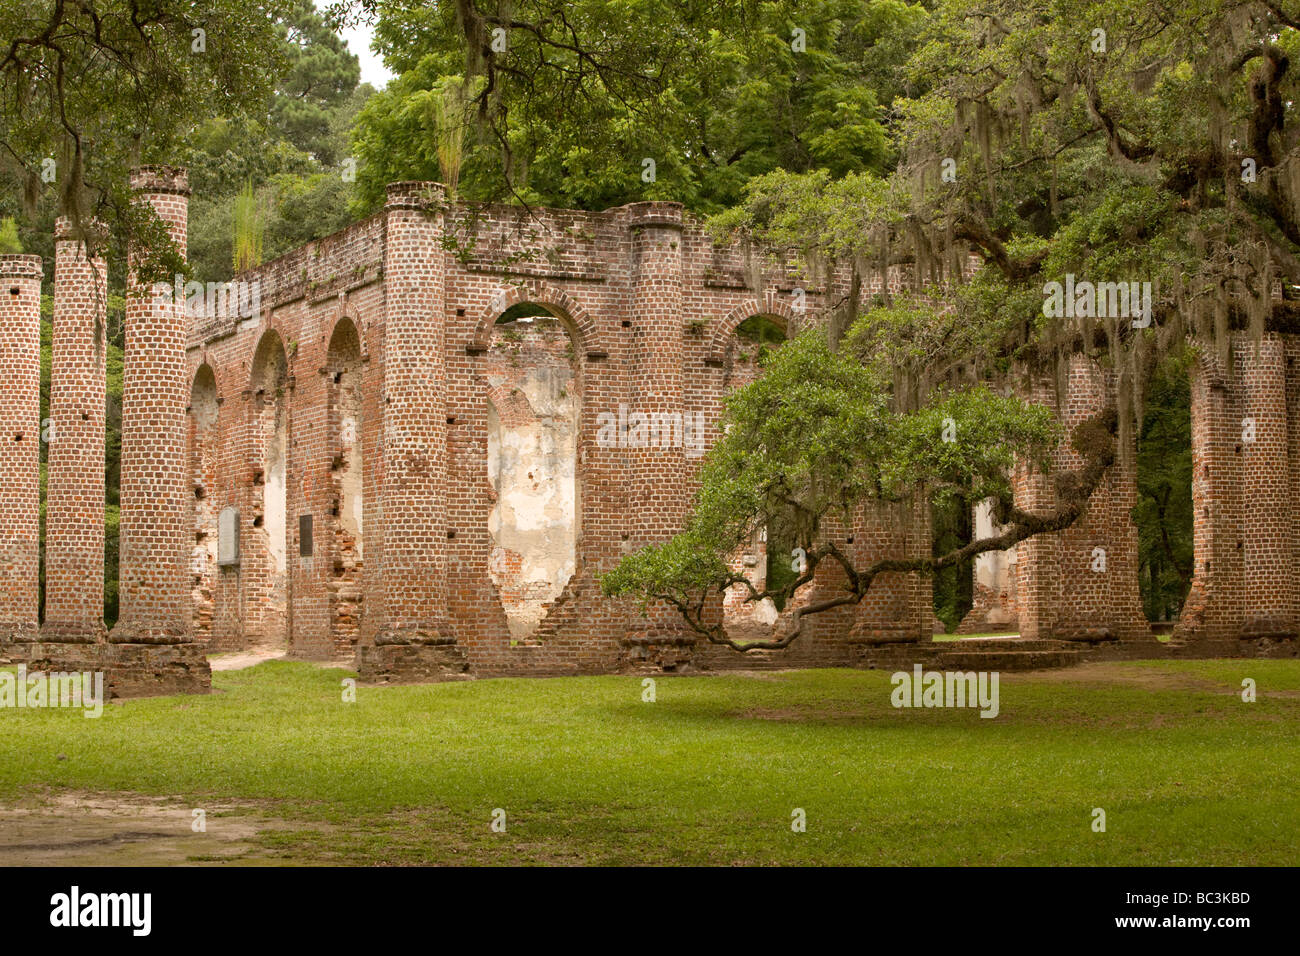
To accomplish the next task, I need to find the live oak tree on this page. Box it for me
[607,0,1300,647]
[599,319,1122,650]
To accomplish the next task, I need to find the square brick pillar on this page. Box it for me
[618,202,698,671]
[1015,355,1148,643]
[355,181,466,682]
[1175,347,1241,643]
[101,166,209,694]
[42,218,107,643]
[1240,333,1296,640]
[0,254,43,647]
[848,497,935,645]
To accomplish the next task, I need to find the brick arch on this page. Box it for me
[1188,339,1229,391]
[467,281,609,358]
[189,362,220,430]
[251,327,288,391]
[327,314,362,350]
[707,294,802,365]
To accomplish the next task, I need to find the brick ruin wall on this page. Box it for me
[3,169,1299,691]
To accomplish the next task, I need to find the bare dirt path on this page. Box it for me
[0,790,326,866]
[207,648,286,672]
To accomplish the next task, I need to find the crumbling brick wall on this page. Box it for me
[15,168,1299,687]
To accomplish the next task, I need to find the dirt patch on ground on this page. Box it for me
[208,649,286,672]
[1023,662,1235,692]
[208,650,354,673]
[0,790,331,865]
[1015,661,1300,697]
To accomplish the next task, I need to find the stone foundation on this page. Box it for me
[355,642,471,683]
[618,634,701,673]
[7,642,211,698]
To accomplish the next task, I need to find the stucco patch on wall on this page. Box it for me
[485,316,579,644]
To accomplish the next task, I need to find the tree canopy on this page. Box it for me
[347,0,924,212]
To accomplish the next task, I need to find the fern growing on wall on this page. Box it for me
[433,77,468,200]
[232,180,265,272]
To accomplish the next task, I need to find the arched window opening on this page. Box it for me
[721,314,793,635]
[1135,358,1193,635]
[326,319,364,655]
[188,364,219,645]
[249,330,289,649]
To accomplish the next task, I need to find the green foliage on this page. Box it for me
[179,0,370,281]
[0,216,21,252]
[270,0,363,166]
[232,180,266,272]
[351,0,923,212]
[931,493,972,633]
[603,328,1059,612]
[1133,357,1194,622]
[0,0,292,279]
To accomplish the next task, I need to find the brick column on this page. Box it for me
[357,181,465,681]
[1016,355,1147,642]
[0,254,43,645]
[43,219,107,643]
[848,498,933,644]
[110,166,193,645]
[619,202,694,669]
[1014,366,1059,640]
[1240,333,1295,639]
[1176,348,1240,642]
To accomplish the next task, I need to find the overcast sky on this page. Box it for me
[316,2,394,89]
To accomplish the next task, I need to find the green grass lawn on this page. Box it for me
[1,659,1297,865]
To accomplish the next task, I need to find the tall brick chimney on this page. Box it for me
[110,165,193,644]
[43,218,108,642]
[0,254,43,645]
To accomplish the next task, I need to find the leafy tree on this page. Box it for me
[346,0,924,212]
[183,2,370,280]
[601,324,1120,650]
[271,0,363,166]
[0,0,293,276]
[608,1,1300,646]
